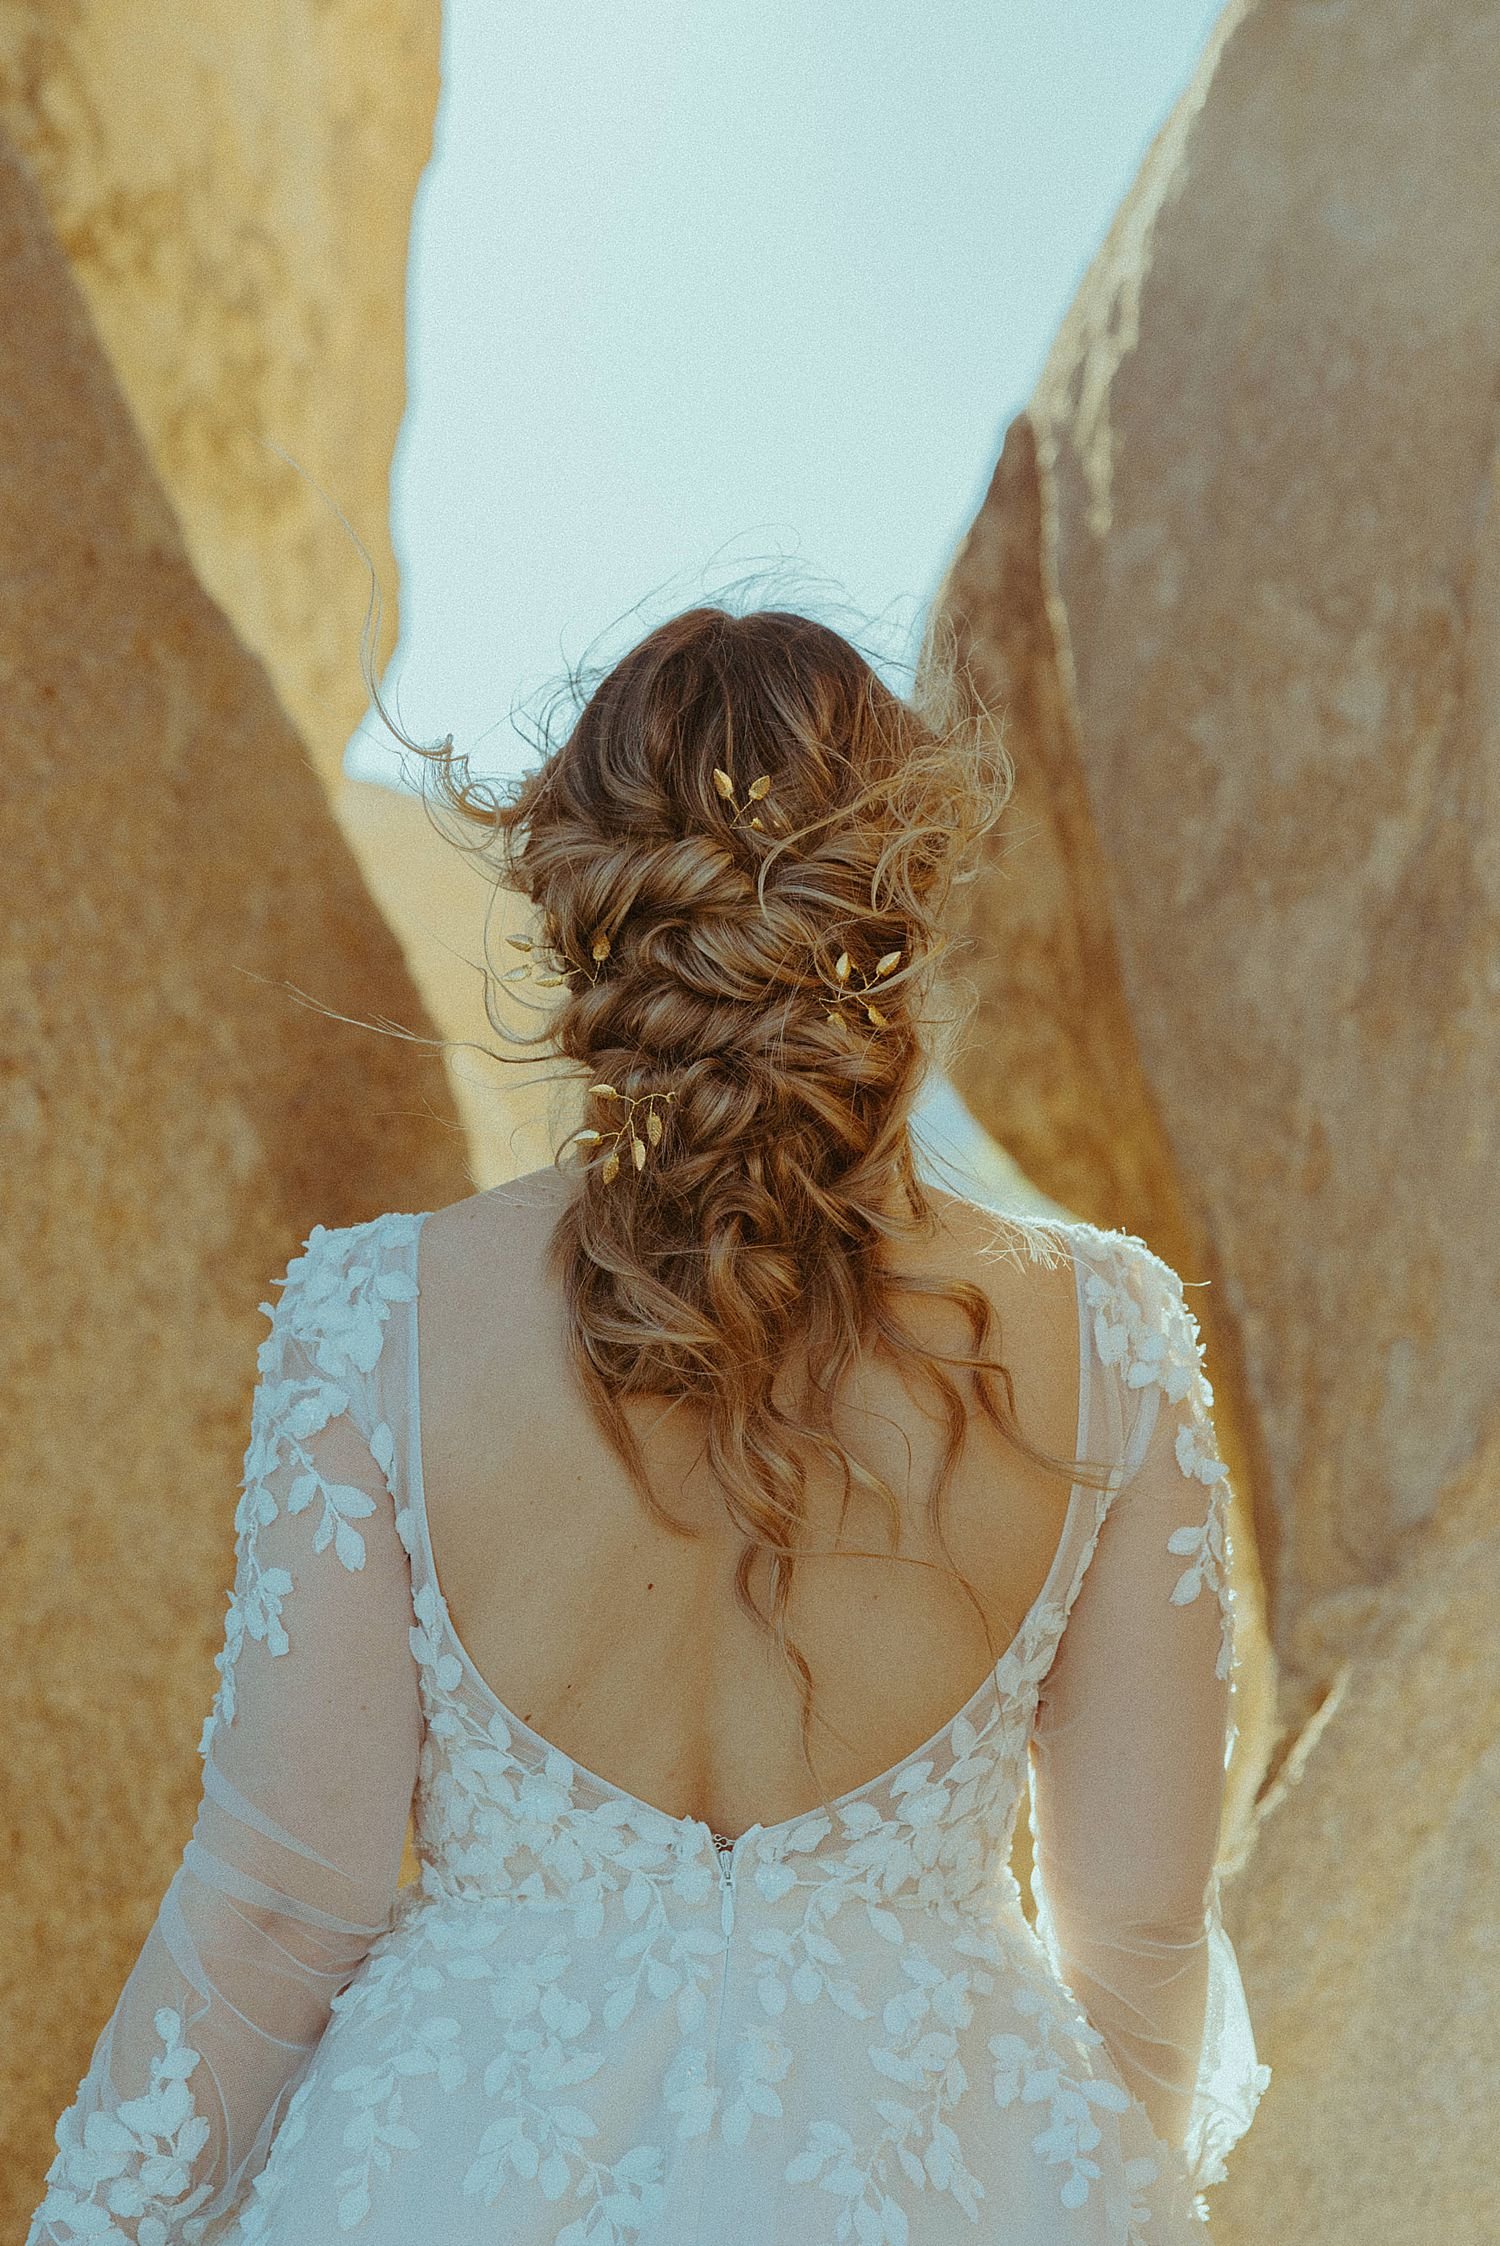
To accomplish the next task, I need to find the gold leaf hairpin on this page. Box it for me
[824,944,903,1034]
[574,1083,676,1184]
[502,929,614,987]
[712,764,774,832]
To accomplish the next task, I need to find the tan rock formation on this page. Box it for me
[936,413,1278,1856]
[336,772,570,1190]
[0,0,439,789]
[0,132,468,2230]
[934,2,1500,2236]
[1219,1443,1500,2241]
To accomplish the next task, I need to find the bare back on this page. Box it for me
[414,1170,1082,1839]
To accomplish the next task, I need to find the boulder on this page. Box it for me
[1217,1446,1500,2242]
[0,0,439,785]
[0,130,467,2226]
[934,3,1500,2234]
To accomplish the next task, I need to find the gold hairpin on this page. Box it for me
[574,1084,676,1183]
[712,764,773,831]
[500,931,613,984]
[823,945,903,1033]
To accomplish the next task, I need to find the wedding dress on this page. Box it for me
[26,1207,1269,2244]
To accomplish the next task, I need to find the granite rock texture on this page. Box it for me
[0,0,439,788]
[934,3,1500,2237]
[0,131,467,2228]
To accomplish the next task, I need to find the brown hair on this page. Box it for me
[395,601,1114,1800]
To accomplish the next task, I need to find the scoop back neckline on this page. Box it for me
[394,1203,1092,1854]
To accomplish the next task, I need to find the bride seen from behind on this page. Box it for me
[402,600,1118,1843]
[27,596,1267,2246]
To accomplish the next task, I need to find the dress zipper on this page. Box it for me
[713,1833,739,1937]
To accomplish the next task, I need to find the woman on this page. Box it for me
[27,605,1268,2243]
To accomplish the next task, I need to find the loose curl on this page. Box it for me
[391,600,1115,1803]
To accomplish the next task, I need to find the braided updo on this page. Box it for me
[406,602,1105,1793]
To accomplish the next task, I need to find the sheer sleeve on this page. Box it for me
[1027,1234,1270,2209]
[27,1221,423,2245]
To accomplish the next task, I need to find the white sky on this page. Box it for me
[349,0,1224,788]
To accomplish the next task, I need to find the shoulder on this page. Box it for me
[414,1170,575,1268]
[1072,1226,1214,1426]
[998,1215,1208,1402]
[258,1211,425,1382]
[911,1185,1068,1269]
[896,1192,1086,1397]
[406,1173,570,1332]
[918,1193,1180,1312]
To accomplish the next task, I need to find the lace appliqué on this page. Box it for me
[31,2009,217,2246]
[989,1978,1140,2211]
[198,1222,416,1757]
[785,1946,991,2233]
[1080,1235,1238,1688]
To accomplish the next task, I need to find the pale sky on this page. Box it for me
[348,0,1224,789]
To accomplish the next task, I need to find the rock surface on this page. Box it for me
[934,2,1500,2237]
[337,772,568,1191]
[0,131,467,2228]
[1221,1445,1500,2243]
[0,0,439,787]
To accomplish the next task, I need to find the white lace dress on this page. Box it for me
[26,1210,1269,2245]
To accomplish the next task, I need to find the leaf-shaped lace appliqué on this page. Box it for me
[198,1222,414,1758]
[278,1222,420,1381]
[988,1978,1138,2213]
[32,2009,216,2245]
[1155,1283,1236,1687]
[1082,1236,1239,1687]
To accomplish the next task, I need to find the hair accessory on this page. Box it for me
[823,945,903,1035]
[575,1084,675,1182]
[712,763,773,831]
[501,931,613,982]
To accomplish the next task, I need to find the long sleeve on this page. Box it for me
[1027,1235,1270,2205]
[27,1222,424,2245]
